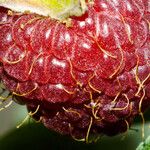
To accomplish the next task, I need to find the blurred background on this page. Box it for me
[0,101,150,150]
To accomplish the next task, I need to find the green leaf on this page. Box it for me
[137,136,150,150]
[0,0,87,19]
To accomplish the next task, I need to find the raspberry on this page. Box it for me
[0,0,150,143]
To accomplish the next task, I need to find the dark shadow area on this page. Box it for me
[0,122,140,150]
[1,107,150,150]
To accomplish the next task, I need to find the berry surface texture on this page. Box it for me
[0,0,150,143]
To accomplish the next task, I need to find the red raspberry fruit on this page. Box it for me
[0,1,150,142]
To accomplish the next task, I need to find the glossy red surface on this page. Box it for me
[0,0,149,141]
